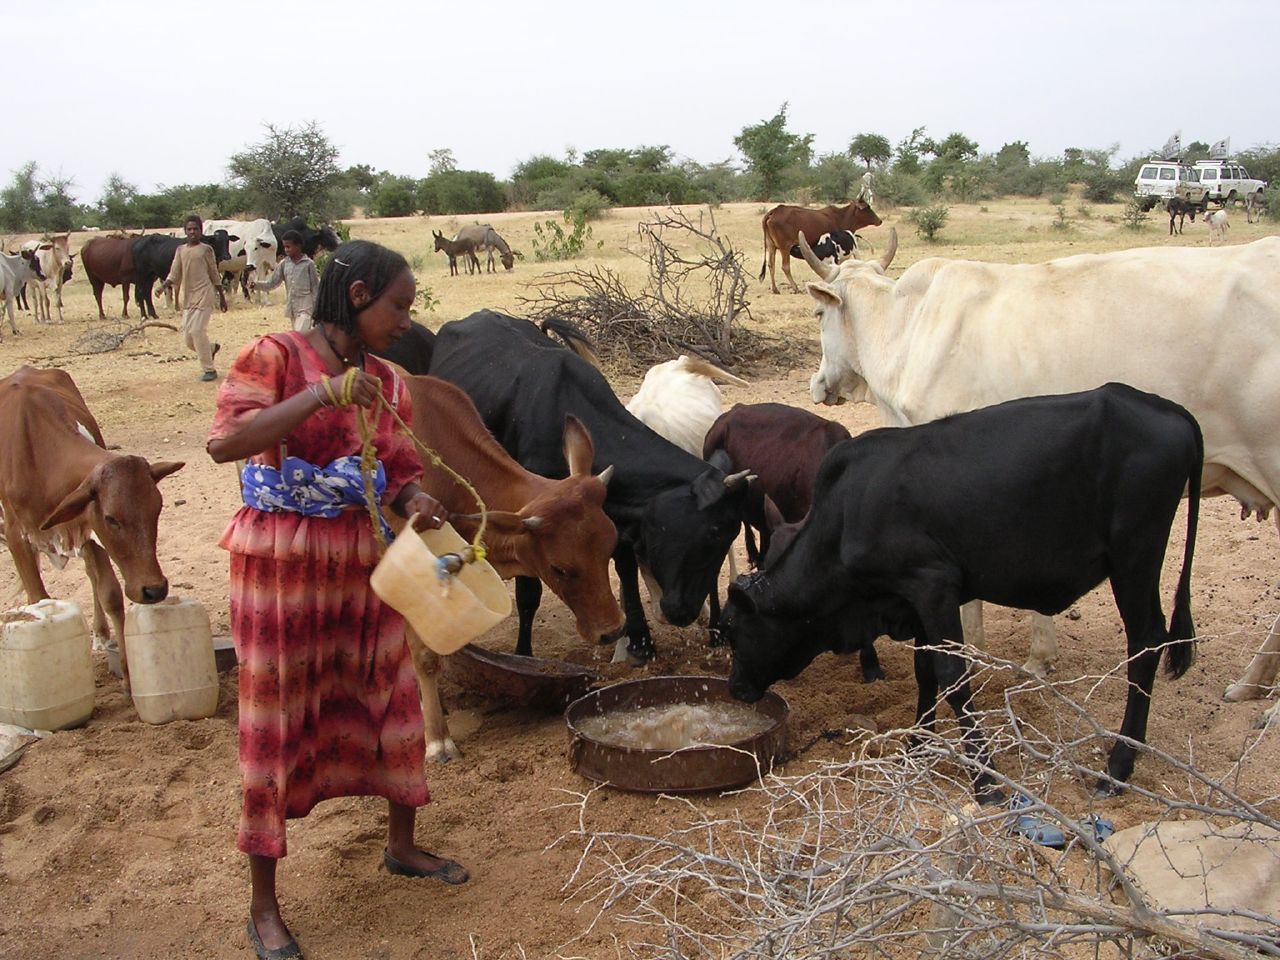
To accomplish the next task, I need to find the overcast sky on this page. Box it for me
[8,0,1278,202]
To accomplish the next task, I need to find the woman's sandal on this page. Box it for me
[246,917,303,960]
[383,848,470,884]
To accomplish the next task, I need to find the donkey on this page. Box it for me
[453,224,515,272]
[432,229,480,276]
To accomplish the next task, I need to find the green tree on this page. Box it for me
[848,133,891,170]
[733,103,814,200]
[995,141,1030,170]
[369,175,419,217]
[228,121,341,220]
[428,148,457,175]
[810,153,861,202]
[36,173,80,232]
[893,126,929,174]
[928,132,979,164]
[0,162,41,232]
[509,154,575,208]
[98,173,138,229]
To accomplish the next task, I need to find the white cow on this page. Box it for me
[626,355,750,620]
[33,234,73,323]
[803,230,1280,719]
[17,240,49,321]
[625,355,748,457]
[0,252,44,337]
[202,218,276,303]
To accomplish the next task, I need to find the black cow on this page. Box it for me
[1166,197,1198,235]
[130,232,234,319]
[724,383,1202,799]
[371,320,436,374]
[270,217,341,258]
[788,229,857,265]
[428,310,751,664]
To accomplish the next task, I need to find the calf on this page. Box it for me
[0,367,184,692]
[400,375,622,760]
[724,384,1202,798]
[788,229,857,265]
[1165,197,1198,235]
[1205,208,1230,243]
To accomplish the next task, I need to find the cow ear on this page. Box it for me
[727,579,757,615]
[562,415,596,476]
[41,476,96,530]
[149,460,185,482]
[807,281,843,309]
[706,448,734,474]
[452,509,526,537]
[692,467,726,510]
[763,495,785,532]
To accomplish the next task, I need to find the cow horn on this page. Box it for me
[724,469,755,490]
[797,231,839,281]
[879,228,898,271]
[597,464,614,487]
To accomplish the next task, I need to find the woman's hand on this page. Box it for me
[323,370,382,409]
[403,491,449,530]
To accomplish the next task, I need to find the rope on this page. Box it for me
[333,367,489,566]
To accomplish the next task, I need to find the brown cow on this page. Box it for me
[0,367,183,691]
[399,373,622,761]
[79,235,137,319]
[759,198,882,294]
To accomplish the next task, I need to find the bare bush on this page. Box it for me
[518,206,762,371]
[556,646,1280,960]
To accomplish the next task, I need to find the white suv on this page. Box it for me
[1134,160,1209,211]
[1193,160,1267,206]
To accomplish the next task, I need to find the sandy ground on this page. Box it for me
[0,201,1277,959]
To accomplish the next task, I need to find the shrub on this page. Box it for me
[530,209,603,261]
[909,203,949,241]
[413,286,440,315]
[875,169,927,207]
[1081,168,1121,204]
[1050,203,1070,231]
[1121,197,1150,230]
[566,188,611,222]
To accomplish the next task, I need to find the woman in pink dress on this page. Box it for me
[208,240,466,960]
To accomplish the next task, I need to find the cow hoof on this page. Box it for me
[707,627,725,648]
[1256,702,1280,729]
[1224,681,1268,702]
[425,739,461,763]
[1022,659,1053,680]
[861,666,886,683]
[974,783,1006,807]
[1092,776,1126,799]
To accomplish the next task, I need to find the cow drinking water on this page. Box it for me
[724,383,1202,799]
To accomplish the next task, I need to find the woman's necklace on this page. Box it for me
[319,324,363,369]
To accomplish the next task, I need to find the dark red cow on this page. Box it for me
[759,199,882,294]
[79,236,137,319]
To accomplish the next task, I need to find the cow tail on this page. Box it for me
[1165,414,1203,679]
[540,317,601,369]
[759,217,770,281]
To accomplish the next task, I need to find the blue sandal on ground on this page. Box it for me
[1008,793,1115,848]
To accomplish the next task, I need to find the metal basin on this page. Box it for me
[442,643,599,711]
[565,675,788,793]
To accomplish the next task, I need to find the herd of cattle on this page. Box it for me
[1,201,1279,800]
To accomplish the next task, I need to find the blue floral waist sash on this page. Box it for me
[240,454,393,543]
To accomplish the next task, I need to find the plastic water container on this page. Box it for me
[124,597,219,724]
[371,519,511,655]
[0,599,95,730]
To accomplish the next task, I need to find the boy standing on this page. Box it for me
[162,214,228,381]
[251,230,320,331]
